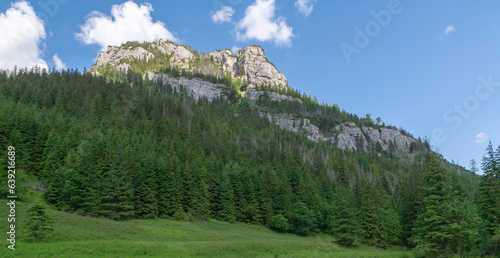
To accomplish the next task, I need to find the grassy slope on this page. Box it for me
[0,191,412,257]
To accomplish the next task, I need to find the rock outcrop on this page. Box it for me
[245,89,301,103]
[335,122,369,152]
[90,46,154,75]
[208,50,238,76]
[90,39,288,89]
[148,73,225,101]
[259,113,415,154]
[235,46,288,88]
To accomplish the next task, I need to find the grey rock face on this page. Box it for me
[235,46,288,88]
[90,40,288,89]
[170,46,194,69]
[335,123,368,152]
[91,46,153,74]
[208,50,238,76]
[258,114,415,154]
[259,112,330,142]
[379,128,415,154]
[152,39,176,55]
[149,73,225,102]
[245,89,301,103]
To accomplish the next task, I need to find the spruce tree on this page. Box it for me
[25,204,54,243]
[217,170,236,222]
[412,153,461,256]
[333,186,357,247]
[478,142,499,235]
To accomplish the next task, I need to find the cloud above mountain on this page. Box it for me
[0,1,48,71]
[236,0,294,47]
[211,6,234,23]
[76,1,177,51]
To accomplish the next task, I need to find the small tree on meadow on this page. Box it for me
[25,204,54,243]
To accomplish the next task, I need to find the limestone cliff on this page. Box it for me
[90,39,287,89]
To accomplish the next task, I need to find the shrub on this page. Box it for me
[269,214,289,232]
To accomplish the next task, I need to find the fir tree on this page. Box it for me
[412,153,461,256]
[478,142,500,235]
[217,169,236,222]
[25,204,54,243]
[333,186,358,247]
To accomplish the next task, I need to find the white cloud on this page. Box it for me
[295,0,316,17]
[475,132,488,143]
[52,54,66,70]
[0,1,48,72]
[211,6,234,23]
[445,25,455,35]
[231,46,240,54]
[236,0,294,47]
[76,1,177,51]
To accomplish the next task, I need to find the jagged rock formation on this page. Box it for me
[259,113,415,154]
[235,45,287,88]
[90,39,287,88]
[91,46,153,75]
[147,73,225,101]
[245,88,302,103]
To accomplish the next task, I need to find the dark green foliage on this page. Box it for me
[290,201,315,236]
[357,181,387,248]
[333,186,358,247]
[412,154,463,256]
[0,69,485,256]
[217,168,236,223]
[25,204,54,242]
[477,142,500,256]
[269,214,289,232]
[478,142,500,234]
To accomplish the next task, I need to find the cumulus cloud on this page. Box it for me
[295,0,316,17]
[445,25,455,35]
[236,0,293,47]
[211,6,234,23]
[475,132,488,143]
[0,1,48,71]
[52,54,66,70]
[75,1,177,51]
[231,46,240,54]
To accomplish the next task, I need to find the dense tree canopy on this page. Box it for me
[0,69,488,256]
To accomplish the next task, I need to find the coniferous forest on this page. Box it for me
[0,68,499,257]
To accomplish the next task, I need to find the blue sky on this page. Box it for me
[1,0,499,172]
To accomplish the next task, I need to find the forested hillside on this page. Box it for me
[1,66,498,257]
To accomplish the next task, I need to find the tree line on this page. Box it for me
[0,69,495,256]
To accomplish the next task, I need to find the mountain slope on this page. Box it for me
[0,40,480,253]
[90,40,424,156]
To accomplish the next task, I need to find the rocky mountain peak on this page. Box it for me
[89,39,288,89]
[235,45,287,88]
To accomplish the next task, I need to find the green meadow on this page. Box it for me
[0,190,412,257]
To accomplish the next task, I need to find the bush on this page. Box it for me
[290,202,315,236]
[269,214,289,232]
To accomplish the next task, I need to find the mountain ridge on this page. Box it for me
[89,39,423,156]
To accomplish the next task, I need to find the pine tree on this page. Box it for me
[217,169,236,222]
[25,204,54,243]
[412,153,461,256]
[478,142,500,235]
[358,181,387,248]
[134,152,158,219]
[333,186,358,247]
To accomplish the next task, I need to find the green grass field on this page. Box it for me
[0,190,413,257]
